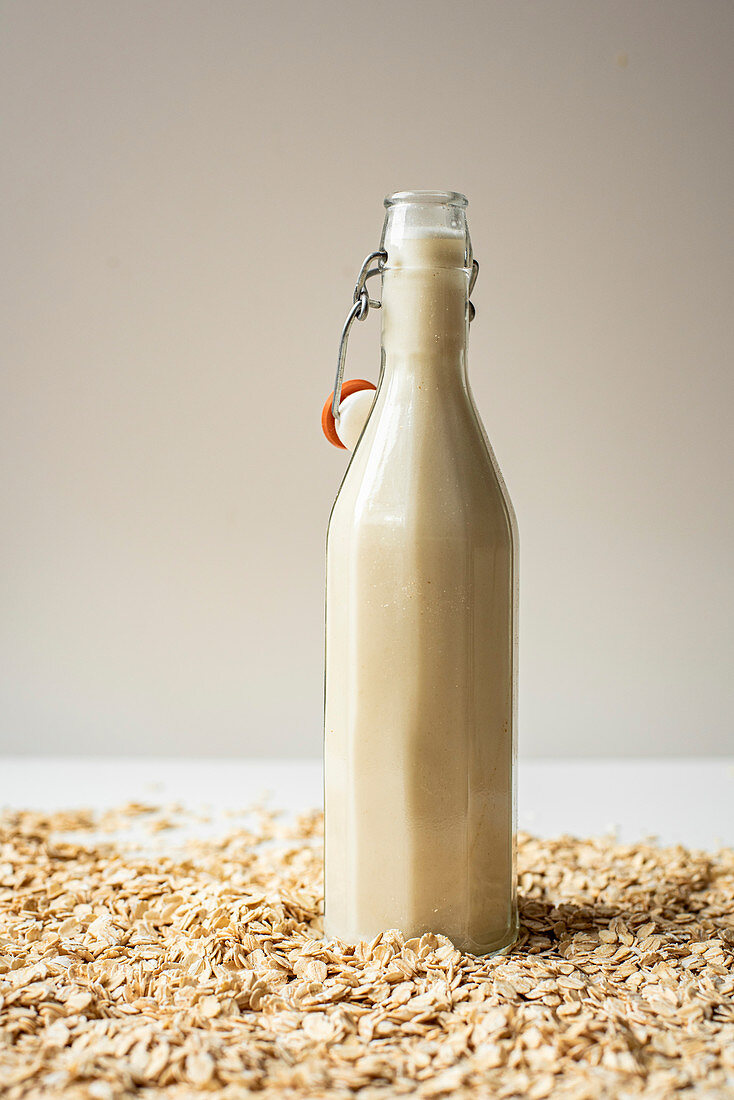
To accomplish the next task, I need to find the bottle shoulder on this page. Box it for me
[329,386,516,545]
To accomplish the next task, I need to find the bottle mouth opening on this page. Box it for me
[384,190,468,208]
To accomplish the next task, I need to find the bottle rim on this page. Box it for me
[384,190,468,208]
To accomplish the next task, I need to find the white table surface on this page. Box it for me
[1,757,732,850]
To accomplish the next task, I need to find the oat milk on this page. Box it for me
[324,192,518,955]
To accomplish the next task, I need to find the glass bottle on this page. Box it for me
[324,190,518,955]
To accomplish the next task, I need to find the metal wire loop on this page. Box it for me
[469,258,479,322]
[356,288,369,319]
[353,250,387,310]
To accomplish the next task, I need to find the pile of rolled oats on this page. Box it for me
[1,802,732,1098]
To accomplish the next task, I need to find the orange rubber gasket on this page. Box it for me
[321,379,377,449]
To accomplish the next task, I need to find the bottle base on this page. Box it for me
[323,916,519,960]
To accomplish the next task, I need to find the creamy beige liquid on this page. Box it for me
[324,226,517,955]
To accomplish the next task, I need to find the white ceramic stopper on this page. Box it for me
[336,388,376,450]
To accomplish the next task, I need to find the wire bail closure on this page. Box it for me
[331,250,480,422]
[331,250,386,423]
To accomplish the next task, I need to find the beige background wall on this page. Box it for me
[1,0,732,757]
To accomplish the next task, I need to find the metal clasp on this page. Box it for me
[331,250,386,423]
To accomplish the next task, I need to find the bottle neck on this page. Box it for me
[380,239,470,381]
